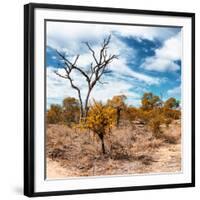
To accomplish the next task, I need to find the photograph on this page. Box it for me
[45,20,182,179]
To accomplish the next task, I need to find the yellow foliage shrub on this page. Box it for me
[46,104,63,124]
[80,101,115,154]
[85,101,115,135]
[137,109,152,124]
[125,107,138,122]
[163,108,181,120]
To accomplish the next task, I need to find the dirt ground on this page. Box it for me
[46,120,181,179]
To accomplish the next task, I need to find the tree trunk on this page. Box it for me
[84,87,92,117]
[79,101,84,120]
[98,133,106,154]
[116,108,121,127]
[79,107,84,120]
[76,91,84,120]
[101,138,106,154]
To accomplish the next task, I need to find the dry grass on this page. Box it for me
[46,120,181,178]
[161,120,181,144]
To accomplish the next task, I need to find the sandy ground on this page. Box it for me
[47,143,181,179]
[46,121,181,179]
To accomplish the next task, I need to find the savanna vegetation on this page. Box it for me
[47,94,181,154]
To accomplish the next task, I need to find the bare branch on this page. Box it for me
[54,67,84,118]
[102,35,111,48]
[83,42,98,64]
[63,66,69,74]
[73,66,90,83]
[97,80,108,85]
[56,50,72,66]
[73,55,79,66]
[56,50,90,84]
[56,50,80,69]
[54,71,68,79]
[89,62,94,73]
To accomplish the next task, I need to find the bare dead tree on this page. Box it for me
[54,35,118,119]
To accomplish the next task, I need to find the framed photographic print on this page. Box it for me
[24,3,195,197]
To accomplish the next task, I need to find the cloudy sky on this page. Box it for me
[46,21,182,109]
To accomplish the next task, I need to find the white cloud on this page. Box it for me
[156,32,181,60]
[47,21,178,51]
[141,32,181,72]
[142,57,180,72]
[110,58,160,84]
[167,85,181,97]
[46,21,180,65]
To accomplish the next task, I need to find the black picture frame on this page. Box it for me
[24,3,195,197]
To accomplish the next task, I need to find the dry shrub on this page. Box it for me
[110,142,132,160]
[147,138,163,148]
[162,130,180,144]
[76,156,94,171]
[164,118,172,128]
[163,134,179,144]
[48,148,66,160]
[111,127,135,143]
[148,116,163,138]
[46,124,96,161]
[108,125,163,164]
[136,155,155,165]
[161,119,181,144]
[107,127,135,160]
[131,137,162,155]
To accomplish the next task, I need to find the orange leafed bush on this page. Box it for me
[163,108,181,120]
[81,101,115,154]
[85,102,115,133]
[125,107,138,121]
[46,104,63,124]
[107,95,127,127]
[62,97,80,125]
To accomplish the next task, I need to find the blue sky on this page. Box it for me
[46,21,181,108]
